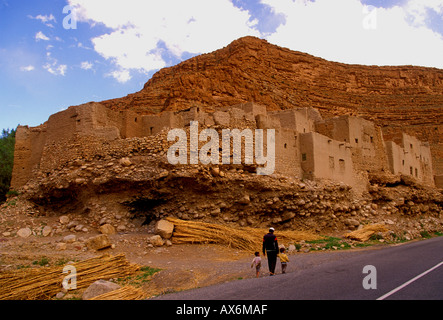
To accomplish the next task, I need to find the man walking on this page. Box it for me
[262,227,278,276]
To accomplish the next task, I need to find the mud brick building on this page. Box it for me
[11,102,436,192]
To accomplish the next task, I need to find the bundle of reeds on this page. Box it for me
[166,217,324,252]
[89,285,146,300]
[0,254,139,300]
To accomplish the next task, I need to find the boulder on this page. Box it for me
[82,280,121,300]
[59,216,70,225]
[148,235,164,247]
[281,211,295,222]
[42,226,52,237]
[238,194,250,204]
[116,224,126,232]
[119,157,132,167]
[344,218,360,228]
[345,224,389,242]
[63,234,77,243]
[86,234,112,250]
[56,242,67,251]
[99,224,116,235]
[17,227,32,238]
[155,220,174,239]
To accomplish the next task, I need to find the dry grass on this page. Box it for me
[89,285,146,300]
[0,254,140,300]
[166,217,324,252]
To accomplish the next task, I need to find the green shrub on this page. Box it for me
[420,231,432,239]
[0,129,16,203]
[32,257,50,266]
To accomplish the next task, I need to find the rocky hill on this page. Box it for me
[100,36,443,175]
[2,37,443,300]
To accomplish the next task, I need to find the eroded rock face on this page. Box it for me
[99,36,443,175]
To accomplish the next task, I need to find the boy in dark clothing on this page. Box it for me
[262,227,278,275]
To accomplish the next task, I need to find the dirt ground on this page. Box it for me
[0,222,390,300]
[0,227,266,298]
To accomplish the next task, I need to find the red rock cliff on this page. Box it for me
[100,36,443,175]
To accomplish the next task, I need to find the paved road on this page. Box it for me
[154,236,443,300]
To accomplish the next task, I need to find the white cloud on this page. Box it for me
[35,31,50,41]
[67,0,259,80]
[107,69,131,83]
[42,50,68,76]
[65,0,443,80]
[44,63,67,76]
[405,0,443,25]
[28,14,56,28]
[20,65,35,72]
[80,61,93,70]
[261,0,443,68]
[77,42,92,50]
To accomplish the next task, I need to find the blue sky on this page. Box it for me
[1,0,443,132]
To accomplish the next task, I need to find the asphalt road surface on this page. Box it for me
[154,236,443,300]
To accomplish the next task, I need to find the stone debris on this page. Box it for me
[82,280,121,300]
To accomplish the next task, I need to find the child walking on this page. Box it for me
[251,252,262,278]
[278,247,289,274]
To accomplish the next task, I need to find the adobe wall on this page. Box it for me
[142,111,185,136]
[269,108,316,134]
[384,141,403,176]
[315,115,389,174]
[299,132,355,186]
[384,133,434,186]
[435,175,443,188]
[11,102,125,188]
[255,114,282,130]
[274,128,302,178]
[11,125,48,189]
[229,102,267,117]
[44,102,122,142]
[120,110,142,138]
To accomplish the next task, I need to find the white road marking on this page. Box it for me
[377,261,443,300]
